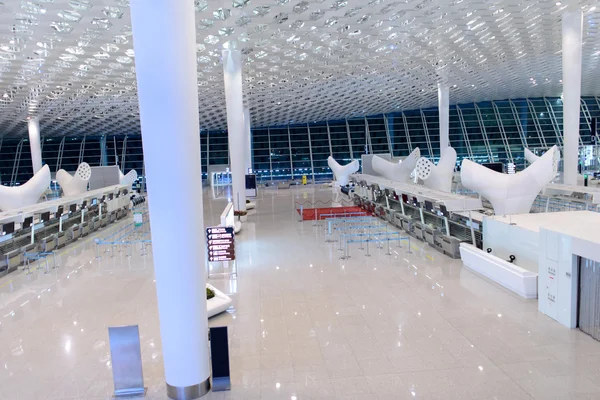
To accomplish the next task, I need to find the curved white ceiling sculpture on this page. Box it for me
[524,148,540,164]
[327,156,359,186]
[461,145,560,215]
[1,1,600,136]
[372,148,421,183]
[119,169,138,185]
[0,164,51,211]
[415,147,457,192]
[56,162,91,196]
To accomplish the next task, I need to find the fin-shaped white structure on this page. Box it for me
[461,145,560,215]
[119,169,138,185]
[327,156,359,186]
[0,165,51,211]
[524,148,539,164]
[372,148,421,183]
[415,147,457,192]
[56,162,91,196]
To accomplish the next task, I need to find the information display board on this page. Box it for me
[206,226,235,262]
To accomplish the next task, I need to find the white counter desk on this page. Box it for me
[352,173,483,212]
[0,184,130,226]
[543,183,600,204]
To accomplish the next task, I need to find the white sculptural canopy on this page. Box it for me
[327,156,359,186]
[461,146,560,215]
[120,169,138,185]
[372,148,421,183]
[0,165,51,212]
[415,147,457,193]
[56,162,92,196]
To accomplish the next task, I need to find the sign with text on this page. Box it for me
[206,226,235,262]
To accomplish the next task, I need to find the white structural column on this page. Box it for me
[27,118,42,173]
[243,106,252,173]
[562,8,583,185]
[438,84,450,151]
[129,1,210,399]
[223,49,247,211]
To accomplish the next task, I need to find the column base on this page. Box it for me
[166,378,211,399]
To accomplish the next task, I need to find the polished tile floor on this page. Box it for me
[1,186,600,399]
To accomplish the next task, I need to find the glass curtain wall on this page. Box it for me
[3,96,600,185]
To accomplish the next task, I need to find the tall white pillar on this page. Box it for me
[223,49,247,211]
[243,107,252,173]
[562,8,583,185]
[27,117,42,173]
[130,1,210,398]
[438,84,450,151]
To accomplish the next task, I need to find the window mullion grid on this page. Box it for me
[474,104,494,162]
[509,100,529,150]
[288,125,294,180]
[121,136,128,169]
[326,120,333,156]
[492,101,513,163]
[580,98,592,146]
[364,116,373,154]
[307,123,315,183]
[383,114,393,155]
[401,112,413,153]
[57,136,65,171]
[419,109,434,157]
[11,139,24,185]
[456,105,474,159]
[345,118,354,160]
[526,99,547,149]
[544,97,563,147]
[267,126,273,181]
[78,134,86,165]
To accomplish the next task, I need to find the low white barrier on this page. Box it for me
[459,243,538,299]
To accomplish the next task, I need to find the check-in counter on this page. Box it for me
[41,234,57,252]
[4,249,22,273]
[89,217,98,232]
[441,235,462,259]
[400,215,413,233]
[57,231,67,248]
[412,222,425,241]
[80,222,89,237]
[67,225,81,241]
[423,225,438,247]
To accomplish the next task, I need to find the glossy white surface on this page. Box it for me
[460,243,538,299]
[0,164,51,212]
[416,147,457,193]
[1,187,600,399]
[56,163,92,197]
[461,146,560,215]
[372,148,421,184]
[327,157,359,187]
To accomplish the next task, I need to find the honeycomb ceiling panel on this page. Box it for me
[0,0,599,137]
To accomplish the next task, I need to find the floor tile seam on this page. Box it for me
[395,256,535,395]
[440,303,540,399]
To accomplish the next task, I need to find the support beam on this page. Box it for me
[222,49,247,211]
[438,84,450,150]
[130,0,210,398]
[562,8,583,185]
[27,117,42,173]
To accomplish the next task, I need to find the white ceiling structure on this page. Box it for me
[0,0,599,137]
